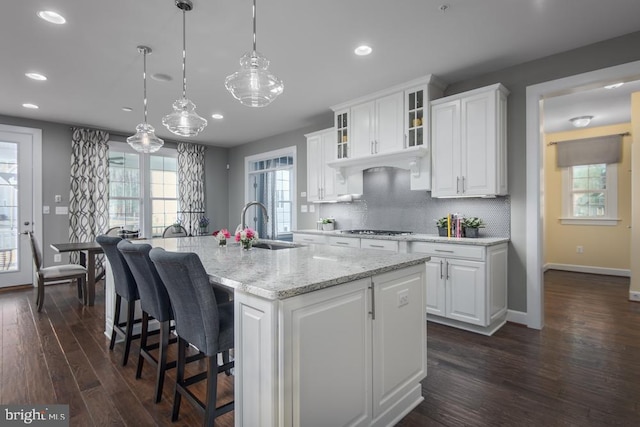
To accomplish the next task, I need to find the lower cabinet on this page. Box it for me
[237,264,427,427]
[413,242,507,335]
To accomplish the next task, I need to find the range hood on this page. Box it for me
[326,146,430,191]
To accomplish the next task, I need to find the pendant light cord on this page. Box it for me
[182,8,187,99]
[252,0,257,53]
[143,49,148,124]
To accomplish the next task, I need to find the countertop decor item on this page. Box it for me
[198,216,210,234]
[127,46,164,153]
[235,227,259,250]
[213,228,231,246]
[462,217,485,238]
[435,217,448,237]
[321,218,335,231]
[162,0,207,137]
[172,219,183,232]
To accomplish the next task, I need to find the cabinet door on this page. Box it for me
[461,91,496,196]
[431,100,461,197]
[320,130,337,200]
[375,92,404,154]
[335,109,350,159]
[283,279,372,427]
[372,266,426,419]
[424,257,446,316]
[351,101,375,158]
[446,259,485,326]
[306,134,322,202]
[405,86,427,148]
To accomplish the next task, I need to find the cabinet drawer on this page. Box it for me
[327,236,360,248]
[360,239,399,252]
[293,234,327,245]
[411,242,484,261]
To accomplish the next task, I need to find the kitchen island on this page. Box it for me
[105,236,430,427]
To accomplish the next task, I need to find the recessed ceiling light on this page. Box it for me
[211,113,224,120]
[122,107,133,112]
[25,72,47,81]
[604,82,624,89]
[37,11,66,24]
[569,116,593,128]
[354,45,372,56]
[151,73,173,82]
[22,103,39,109]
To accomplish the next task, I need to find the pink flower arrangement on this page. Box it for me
[235,227,259,249]
[213,229,231,246]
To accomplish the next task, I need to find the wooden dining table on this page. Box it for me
[50,241,103,306]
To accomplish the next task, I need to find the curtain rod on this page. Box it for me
[547,131,630,146]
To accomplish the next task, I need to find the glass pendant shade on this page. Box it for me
[225,51,284,107]
[128,46,164,153]
[163,0,207,137]
[225,0,283,107]
[162,97,207,137]
[127,123,164,153]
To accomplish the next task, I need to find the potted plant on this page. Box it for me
[435,217,448,237]
[462,217,485,238]
[198,216,210,235]
[321,218,335,231]
[172,219,183,233]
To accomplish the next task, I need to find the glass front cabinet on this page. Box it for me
[405,86,426,148]
[335,109,349,159]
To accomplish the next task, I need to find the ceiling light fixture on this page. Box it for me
[211,113,224,120]
[37,11,66,24]
[162,0,207,137]
[569,115,593,128]
[225,0,284,107]
[604,82,624,89]
[25,72,47,81]
[22,103,39,109]
[127,46,164,153]
[354,45,372,56]
[122,107,133,112]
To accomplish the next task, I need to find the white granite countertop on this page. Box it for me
[144,236,430,300]
[293,229,509,246]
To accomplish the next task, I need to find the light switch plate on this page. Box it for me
[55,206,68,215]
[43,205,50,214]
[54,195,62,203]
[300,205,308,213]
[300,191,307,197]
[309,205,315,213]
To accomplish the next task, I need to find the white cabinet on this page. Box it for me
[280,265,427,426]
[306,128,342,202]
[360,238,399,252]
[293,233,327,245]
[431,83,509,197]
[413,241,508,335]
[327,235,361,248]
[350,92,404,157]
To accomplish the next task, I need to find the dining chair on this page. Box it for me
[105,226,122,236]
[96,235,140,366]
[162,225,188,238]
[27,231,87,312]
[149,247,234,425]
[117,240,178,403]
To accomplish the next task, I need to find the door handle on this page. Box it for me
[439,260,443,279]
[369,282,376,320]
[462,176,465,193]
[370,141,374,154]
[446,261,450,281]
[456,176,460,193]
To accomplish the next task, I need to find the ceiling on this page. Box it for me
[2,1,640,147]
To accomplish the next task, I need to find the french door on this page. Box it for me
[0,125,41,288]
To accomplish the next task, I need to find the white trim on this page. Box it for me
[506,310,527,326]
[559,218,620,226]
[545,263,630,277]
[526,59,640,331]
[629,291,640,302]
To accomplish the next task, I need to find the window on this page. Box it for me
[245,147,296,241]
[561,163,618,225]
[108,142,179,237]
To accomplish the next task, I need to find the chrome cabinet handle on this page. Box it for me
[404,134,407,149]
[369,281,376,320]
[370,141,374,154]
[462,176,465,193]
[439,260,443,279]
[456,176,460,193]
[369,244,385,248]
[435,249,454,253]
[446,261,450,281]
[335,241,349,245]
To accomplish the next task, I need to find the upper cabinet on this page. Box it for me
[306,128,342,202]
[350,92,404,157]
[404,84,427,148]
[431,83,509,198]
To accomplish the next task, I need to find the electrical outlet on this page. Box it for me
[53,254,61,263]
[576,246,584,254]
[630,291,640,302]
[397,289,409,307]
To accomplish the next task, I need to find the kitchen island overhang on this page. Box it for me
[105,237,430,427]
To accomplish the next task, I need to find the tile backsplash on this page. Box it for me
[318,167,511,238]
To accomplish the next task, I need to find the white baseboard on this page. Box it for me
[545,263,630,277]
[506,309,527,326]
[630,291,640,302]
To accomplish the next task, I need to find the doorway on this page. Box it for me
[0,124,42,288]
[526,60,640,329]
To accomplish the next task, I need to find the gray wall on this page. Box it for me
[444,30,640,312]
[226,113,333,232]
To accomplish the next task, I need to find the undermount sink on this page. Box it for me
[252,241,300,250]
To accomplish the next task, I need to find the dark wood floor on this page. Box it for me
[1,270,639,426]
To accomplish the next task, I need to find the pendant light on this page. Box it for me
[127,46,164,153]
[225,0,284,107]
[162,0,207,137]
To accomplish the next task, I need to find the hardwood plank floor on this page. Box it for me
[1,270,638,426]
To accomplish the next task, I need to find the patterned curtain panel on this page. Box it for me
[69,128,109,266]
[178,142,206,236]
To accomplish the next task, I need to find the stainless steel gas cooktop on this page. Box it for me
[340,229,414,236]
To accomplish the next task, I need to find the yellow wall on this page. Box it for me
[631,93,640,294]
[544,123,632,271]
